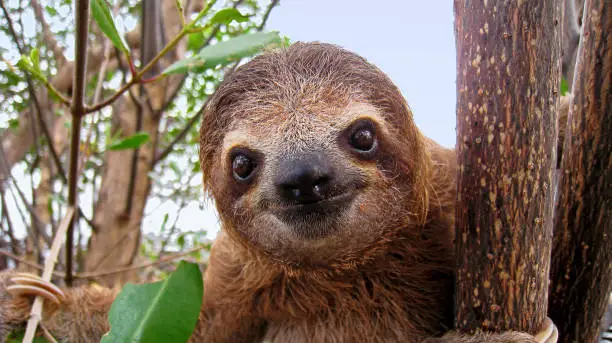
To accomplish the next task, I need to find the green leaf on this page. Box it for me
[3,70,22,86]
[45,5,58,16]
[187,31,206,51]
[6,330,49,342]
[169,161,181,177]
[177,233,186,249]
[560,77,569,96]
[91,0,129,54]
[16,56,47,83]
[101,261,203,343]
[30,48,40,67]
[8,118,19,130]
[192,161,201,173]
[210,8,249,25]
[163,31,282,75]
[108,132,150,150]
[160,213,169,233]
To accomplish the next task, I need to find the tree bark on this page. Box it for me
[548,0,612,342]
[454,0,561,334]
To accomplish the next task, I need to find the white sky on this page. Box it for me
[4,1,457,242]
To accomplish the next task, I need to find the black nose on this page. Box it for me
[275,153,334,204]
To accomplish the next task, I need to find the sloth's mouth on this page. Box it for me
[271,191,356,240]
[274,191,356,220]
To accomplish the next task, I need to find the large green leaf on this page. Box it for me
[101,261,203,343]
[209,8,249,25]
[91,0,129,54]
[108,132,150,150]
[163,31,282,75]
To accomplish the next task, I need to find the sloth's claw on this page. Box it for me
[6,273,65,304]
[534,317,558,343]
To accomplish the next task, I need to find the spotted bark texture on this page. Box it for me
[548,0,612,342]
[453,0,561,334]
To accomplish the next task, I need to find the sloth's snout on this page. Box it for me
[274,152,336,205]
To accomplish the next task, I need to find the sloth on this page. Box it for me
[0,42,556,343]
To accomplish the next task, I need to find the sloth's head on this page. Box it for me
[200,42,431,267]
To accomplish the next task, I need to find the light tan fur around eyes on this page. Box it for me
[221,101,388,161]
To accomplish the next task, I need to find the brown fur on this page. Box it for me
[0,43,541,343]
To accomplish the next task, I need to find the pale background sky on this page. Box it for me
[4,1,457,242]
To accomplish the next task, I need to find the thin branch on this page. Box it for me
[257,0,279,31]
[40,323,59,343]
[153,98,208,165]
[124,88,143,216]
[88,222,139,271]
[28,157,43,263]
[0,244,206,281]
[157,202,186,258]
[0,185,20,255]
[23,207,75,343]
[30,0,66,66]
[0,249,63,276]
[6,186,37,251]
[78,245,206,279]
[0,148,52,245]
[65,0,90,287]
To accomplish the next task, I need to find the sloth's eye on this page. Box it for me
[232,153,256,180]
[350,126,376,152]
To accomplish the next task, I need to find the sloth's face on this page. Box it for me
[208,98,422,266]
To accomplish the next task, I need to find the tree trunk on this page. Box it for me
[83,93,158,286]
[548,0,612,342]
[453,0,561,334]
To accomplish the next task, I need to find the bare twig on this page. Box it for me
[158,202,186,258]
[23,207,75,343]
[0,249,62,276]
[40,323,59,343]
[258,0,279,31]
[0,148,52,245]
[78,245,206,279]
[1,243,207,283]
[0,185,20,255]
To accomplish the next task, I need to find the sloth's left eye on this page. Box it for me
[350,127,375,152]
[232,153,256,181]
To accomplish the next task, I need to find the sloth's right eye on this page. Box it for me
[344,119,379,159]
[350,127,375,152]
[232,153,256,181]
